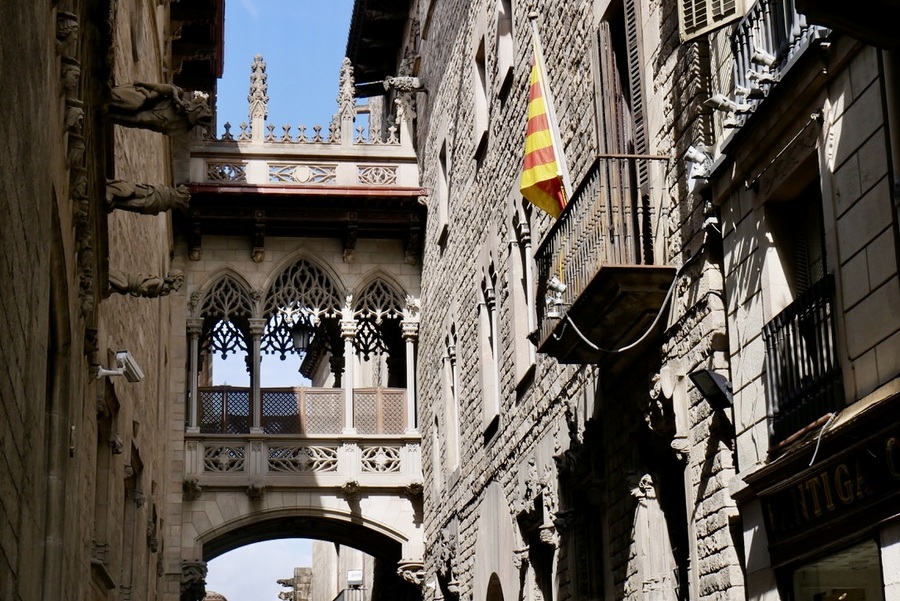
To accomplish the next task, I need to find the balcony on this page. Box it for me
[534,156,675,364]
[197,386,408,435]
[763,275,843,445]
[795,0,900,49]
[186,386,420,488]
[728,0,830,128]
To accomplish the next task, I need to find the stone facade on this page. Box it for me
[0,2,217,601]
[404,0,742,600]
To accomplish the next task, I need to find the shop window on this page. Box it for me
[792,539,884,601]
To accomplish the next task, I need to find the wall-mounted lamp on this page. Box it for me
[96,350,144,382]
[688,368,733,411]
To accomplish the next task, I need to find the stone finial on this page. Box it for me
[248,54,268,121]
[337,57,356,121]
[106,180,190,214]
[107,82,211,136]
[108,269,184,298]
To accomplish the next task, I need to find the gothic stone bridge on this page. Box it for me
[168,57,427,596]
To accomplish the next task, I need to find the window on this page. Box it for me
[437,140,450,245]
[679,0,745,41]
[509,199,536,388]
[495,0,514,98]
[479,257,501,434]
[474,36,489,159]
[443,324,461,471]
[792,540,883,601]
[763,172,843,444]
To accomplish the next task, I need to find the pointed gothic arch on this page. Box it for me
[193,272,255,362]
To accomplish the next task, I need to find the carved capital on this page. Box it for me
[186,318,204,336]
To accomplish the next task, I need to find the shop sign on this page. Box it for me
[761,430,900,542]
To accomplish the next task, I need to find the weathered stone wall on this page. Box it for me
[1,2,187,600]
[413,0,743,599]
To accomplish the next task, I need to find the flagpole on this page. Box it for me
[527,13,574,201]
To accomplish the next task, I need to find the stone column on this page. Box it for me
[340,313,358,434]
[249,318,266,433]
[402,319,419,432]
[186,318,203,432]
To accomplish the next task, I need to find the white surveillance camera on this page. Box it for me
[547,276,567,293]
[96,350,144,383]
[750,49,777,68]
[118,351,145,382]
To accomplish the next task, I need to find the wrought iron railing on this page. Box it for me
[763,275,843,443]
[198,386,407,435]
[534,155,667,341]
[731,0,829,124]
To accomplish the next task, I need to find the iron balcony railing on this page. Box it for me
[534,155,667,341]
[198,386,407,435]
[731,0,829,125]
[763,274,843,444]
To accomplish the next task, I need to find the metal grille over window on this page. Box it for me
[763,275,843,444]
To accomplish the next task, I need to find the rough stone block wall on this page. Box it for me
[414,0,746,599]
[0,4,58,601]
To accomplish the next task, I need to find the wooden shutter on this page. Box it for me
[680,0,743,41]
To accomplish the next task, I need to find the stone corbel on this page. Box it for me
[343,220,358,263]
[108,269,184,298]
[182,478,202,501]
[397,559,425,586]
[107,82,211,136]
[341,480,360,502]
[180,560,207,601]
[246,483,265,500]
[252,210,265,262]
[106,180,190,214]
[56,11,79,58]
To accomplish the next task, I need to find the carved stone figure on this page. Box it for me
[108,269,185,298]
[107,82,212,135]
[180,560,207,601]
[106,180,190,214]
[630,474,679,600]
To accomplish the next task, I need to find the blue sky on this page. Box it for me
[205,1,354,600]
[215,0,356,135]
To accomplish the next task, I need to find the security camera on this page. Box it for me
[96,350,144,383]
[703,94,750,114]
[750,49,776,68]
[547,276,567,293]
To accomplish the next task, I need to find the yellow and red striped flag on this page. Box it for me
[520,33,568,218]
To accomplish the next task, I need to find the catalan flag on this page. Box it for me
[520,31,569,218]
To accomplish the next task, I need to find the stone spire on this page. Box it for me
[331,57,356,143]
[248,54,268,142]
